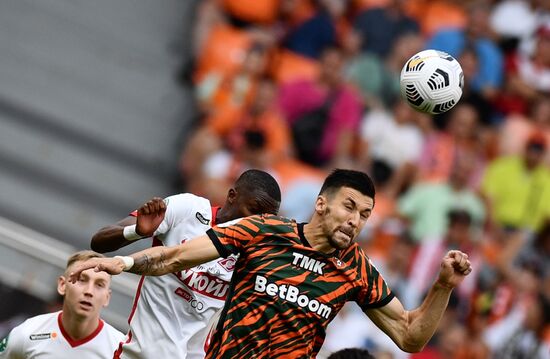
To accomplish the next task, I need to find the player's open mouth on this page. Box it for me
[338,229,353,240]
[79,301,92,309]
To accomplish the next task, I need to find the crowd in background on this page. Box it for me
[181,0,550,358]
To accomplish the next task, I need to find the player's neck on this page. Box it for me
[60,307,100,340]
[302,223,337,255]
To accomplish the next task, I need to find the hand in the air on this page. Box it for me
[136,197,167,237]
[68,257,126,283]
[437,250,472,289]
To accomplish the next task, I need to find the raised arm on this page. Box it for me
[70,235,221,282]
[90,197,167,253]
[365,250,472,353]
[91,216,137,253]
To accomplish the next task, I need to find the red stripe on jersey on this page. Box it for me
[126,236,163,325]
[58,312,104,348]
[113,330,132,359]
[211,206,220,227]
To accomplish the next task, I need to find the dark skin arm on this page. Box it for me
[90,197,167,253]
[91,216,137,253]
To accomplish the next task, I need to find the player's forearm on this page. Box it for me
[403,282,453,352]
[91,225,130,253]
[127,246,186,276]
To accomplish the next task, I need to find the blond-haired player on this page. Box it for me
[0,251,124,359]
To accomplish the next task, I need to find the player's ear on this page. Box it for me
[57,275,67,296]
[315,195,327,214]
[102,289,112,308]
[227,188,237,204]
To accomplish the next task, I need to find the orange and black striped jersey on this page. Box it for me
[205,214,394,358]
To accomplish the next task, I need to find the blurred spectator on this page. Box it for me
[499,97,550,163]
[182,78,289,204]
[358,101,423,197]
[410,323,468,359]
[489,0,537,45]
[278,46,362,167]
[282,0,341,59]
[456,45,494,124]
[353,0,419,58]
[497,23,550,115]
[405,209,482,309]
[196,42,269,117]
[398,157,486,243]
[207,77,292,162]
[518,220,550,278]
[344,31,424,108]
[481,132,550,233]
[426,3,503,101]
[483,230,550,358]
[417,103,485,187]
[368,233,416,301]
[406,0,467,37]
[484,292,550,359]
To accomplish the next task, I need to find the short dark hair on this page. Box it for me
[319,169,376,204]
[235,169,281,212]
[327,348,375,359]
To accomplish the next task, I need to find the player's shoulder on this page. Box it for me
[9,312,58,336]
[244,214,295,227]
[164,193,211,210]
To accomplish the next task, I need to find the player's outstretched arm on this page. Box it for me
[365,250,472,353]
[91,197,167,253]
[70,234,220,282]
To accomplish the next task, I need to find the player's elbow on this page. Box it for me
[90,234,105,253]
[399,341,426,353]
[397,334,428,353]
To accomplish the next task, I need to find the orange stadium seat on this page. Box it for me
[221,0,280,24]
[405,0,466,36]
[194,25,252,82]
[353,0,392,11]
[270,50,320,84]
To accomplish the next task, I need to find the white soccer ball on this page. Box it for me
[400,49,464,115]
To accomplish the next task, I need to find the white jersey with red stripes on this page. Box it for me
[0,311,124,359]
[116,193,236,359]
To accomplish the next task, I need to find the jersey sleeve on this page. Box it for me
[152,194,195,238]
[0,324,26,359]
[206,215,264,258]
[355,253,395,311]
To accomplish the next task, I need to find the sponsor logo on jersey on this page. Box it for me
[0,335,8,352]
[218,257,236,272]
[174,270,230,300]
[254,275,332,319]
[195,212,210,225]
[291,252,326,275]
[175,287,206,313]
[29,332,57,341]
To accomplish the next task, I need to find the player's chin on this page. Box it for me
[329,234,353,250]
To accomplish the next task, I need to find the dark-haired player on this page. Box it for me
[73,169,471,358]
[90,169,281,359]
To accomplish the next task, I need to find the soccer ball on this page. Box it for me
[400,49,464,115]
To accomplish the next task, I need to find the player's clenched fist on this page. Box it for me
[436,250,472,289]
[136,197,167,237]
